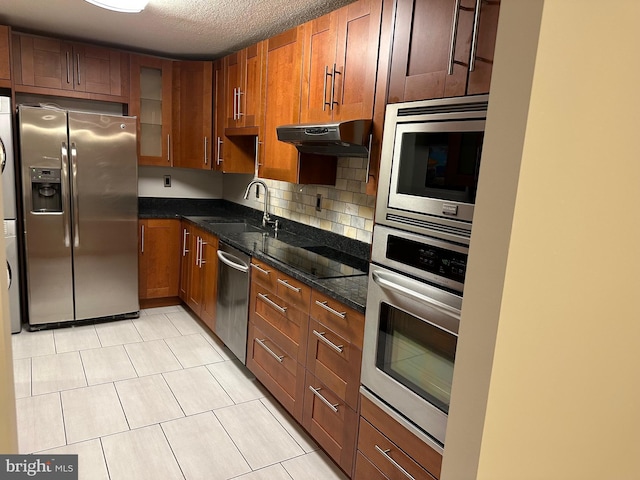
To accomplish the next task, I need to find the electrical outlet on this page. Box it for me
[316,194,322,212]
[164,175,171,187]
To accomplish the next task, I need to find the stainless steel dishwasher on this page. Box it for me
[215,242,251,364]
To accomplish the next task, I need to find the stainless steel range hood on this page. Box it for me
[277,119,372,157]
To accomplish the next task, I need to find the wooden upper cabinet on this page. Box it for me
[466,0,501,95]
[0,26,10,86]
[224,43,264,130]
[387,0,500,103]
[216,49,261,174]
[260,27,336,185]
[130,54,173,166]
[301,0,382,123]
[259,27,304,183]
[172,61,213,170]
[12,32,128,100]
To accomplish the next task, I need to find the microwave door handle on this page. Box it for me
[372,270,461,322]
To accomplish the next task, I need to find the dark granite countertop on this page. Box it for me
[139,198,369,312]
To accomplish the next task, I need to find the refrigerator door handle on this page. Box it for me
[71,142,80,248]
[61,142,71,247]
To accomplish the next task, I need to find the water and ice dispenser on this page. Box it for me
[30,167,62,213]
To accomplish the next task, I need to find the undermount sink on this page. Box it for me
[207,222,265,234]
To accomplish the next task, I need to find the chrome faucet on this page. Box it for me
[243,179,276,229]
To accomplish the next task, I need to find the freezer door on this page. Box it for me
[69,112,139,320]
[19,106,75,325]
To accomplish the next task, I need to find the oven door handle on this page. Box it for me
[372,270,461,321]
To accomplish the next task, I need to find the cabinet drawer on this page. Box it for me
[306,318,361,410]
[250,258,278,291]
[354,451,387,480]
[274,272,311,312]
[310,290,365,348]
[250,283,308,363]
[360,393,442,479]
[358,418,436,480]
[302,371,358,474]
[246,323,305,422]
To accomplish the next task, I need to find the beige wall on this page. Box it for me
[443,1,640,479]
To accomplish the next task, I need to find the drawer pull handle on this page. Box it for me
[315,300,346,319]
[255,338,284,363]
[250,263,271,275]
[312,330,344,354]
[374,445,416,480]
[258,293,287,314]
[308,386,339,413]
[277,278,301,292]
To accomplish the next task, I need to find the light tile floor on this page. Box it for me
[12,305,348,480]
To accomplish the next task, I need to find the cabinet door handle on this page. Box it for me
[255,338,284,363]
[257,293,287,314]
[195,237,201,266]
[322,65,331,111]
[469,0,483,72]
[232,88,237,120]
[250,263,270,275]
[141,224,145,253]
[199,241,207,267]
[315,300,346,319]
[374,445,416,480]
[277,278,301,293]
[204,137,208,165]
[312,330,344,354]
[66,51,71,84]
[330,63,341,110]
[167,134,171,162]
[216,137,223,165]
[237,88,244,118]
[447,0,463,75]
[308,386,339,413]
[76,53,81,85]
[182,229,190,256]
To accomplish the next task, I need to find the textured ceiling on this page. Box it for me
[0,0,354,59]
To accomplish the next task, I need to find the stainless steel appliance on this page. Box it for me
[4,220,21,334]
[277,119,372,157]
[216,242,251,363]
[361,224,468,449]
[376,95,488,241]
[1,96,21,333]
[18,105,139,327]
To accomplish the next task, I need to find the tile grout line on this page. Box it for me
[98,437,113,480]
[158,423,188,480]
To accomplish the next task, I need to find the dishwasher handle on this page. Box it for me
[217,249,250,273]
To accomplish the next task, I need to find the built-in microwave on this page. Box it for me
[376,95,489,241]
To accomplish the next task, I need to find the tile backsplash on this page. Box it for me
[224,157,375,244]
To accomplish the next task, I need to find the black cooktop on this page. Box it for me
[253,236,368,279]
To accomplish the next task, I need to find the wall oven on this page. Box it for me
[376,94,488,241]
[361,224,468,449]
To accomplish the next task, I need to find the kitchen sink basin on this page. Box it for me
[207,222,265,234]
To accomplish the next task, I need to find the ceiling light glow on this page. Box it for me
[84,0,149,13]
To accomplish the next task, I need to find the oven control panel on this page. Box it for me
[385,234,468,285]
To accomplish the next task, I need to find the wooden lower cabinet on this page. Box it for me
[179,222,218,331]
[138,219,180,300]
[356,393,442,480]
[303,371,358,474]
[246,322,306,422]
[247,259,365,477]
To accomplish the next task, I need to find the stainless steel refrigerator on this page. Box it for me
[18,105,139,327]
